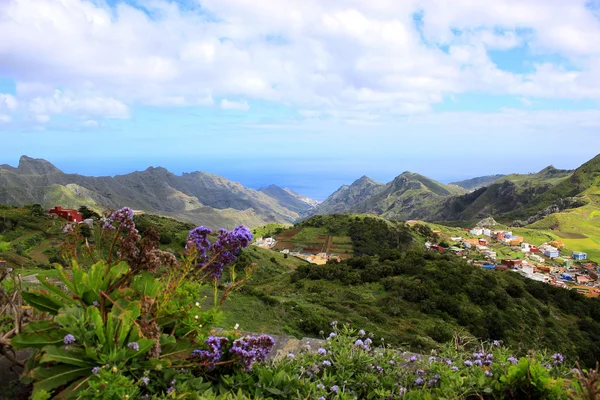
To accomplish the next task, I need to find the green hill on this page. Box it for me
[221,215,600,367]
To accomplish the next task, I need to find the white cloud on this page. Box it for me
[0,0,599,125]
[28,90,129,122]
[0,94,18,111]
[82,119,99,128]
[0,114,11,123]
[220,98,250,111]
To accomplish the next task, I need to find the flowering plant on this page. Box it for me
[11,207,273,399]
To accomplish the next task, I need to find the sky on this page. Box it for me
[1,0,600,200]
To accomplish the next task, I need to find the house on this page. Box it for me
[502,259,523,268]
[576,275,591,284]
[462,238,479,248]
[449,246,465,256]
[280,249,290,254]
[508,236,524,246]
[450,236,463,242]
[529,245,540,253]
[429,245,445,253]
[48,206,83,223]
[572,286,600,299]
[536,265,551,273]
[476,245,489,251]
[558,258,573,268]
[478,238,488,246]
[529,254,544,263]
[561,273,573,281]
[483,250,497,259]
[495,265,508,271]
[544,249,560,259]
[470,228,483,235]
[550,240,565,249]
[482,264,495,270]
[521,243,531,253]
[573,252,587,261]
[432,230,442,235]
[522,265,534,275]
[483,229,491,237]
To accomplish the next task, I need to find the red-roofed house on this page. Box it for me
[49,206,83,223]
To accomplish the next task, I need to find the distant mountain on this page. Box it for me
[434,166,574,223]
[311,172,466,220]
[312,176,385,215]
[258,185,316,214]
[283,188,320,208]
[450,174,506,190]
[0,156,311,228]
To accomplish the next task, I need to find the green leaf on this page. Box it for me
[265,387,284,395]
[40,346,94,367]
[38,276,76,305]
[22,292,63,315]
[32,364,90,393]
[22,320,56,334]
[87,307,106,345]
[160,338,196,360]
[53,377,91,400]
[12,330,64,349]
[132,271,161,298]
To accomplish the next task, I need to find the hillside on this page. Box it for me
[220,215,600,367]
[311,176,385,215]
[312,172,467,221]
[0,156,316,228]
[450,174,506,190]
[258,185,315,214]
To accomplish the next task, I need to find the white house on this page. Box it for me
[529,254,544,263]
[470,228,484,235]
[483,229,491,236]
[521,243,531,253]
[522,265,534,275]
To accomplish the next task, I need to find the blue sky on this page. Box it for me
[1,0,600,200]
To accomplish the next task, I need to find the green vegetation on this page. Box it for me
[251,223,290,238]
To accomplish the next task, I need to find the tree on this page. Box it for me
[30,204,45,217]
[78,206,101,220]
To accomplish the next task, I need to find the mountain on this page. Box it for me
[450,174,506,190]
[311,172,466,220]
[283,188,320,208]
[433,165,575,223]
[312,176,385,215]
[257,185,315,214]
[0,156,312,228]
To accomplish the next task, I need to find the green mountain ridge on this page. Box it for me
[0,156,315,229]
[450,174,506,190]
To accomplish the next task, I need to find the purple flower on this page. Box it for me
[428,356,437,362]
[317,383,325,390]
[318,397,326,400]
[376,366,384,374]
[192,336,230,369]
[364,338,372,346]
[552,353,564,365]
[485,370,493,377]
[63,334,76,345]
[358,329,366,337]
[330,385,339,393]
[323,360,332,367]
[445,359,453,365]
[428,375,440,387]
[328,332,337,339]
[493,340,501,346]
[166,387,175,394]
[451,366,459,371]
[388,360,396,365]
[317,348,327,356]
[104,207,135,231]
[354,339,364,347]
[408,355,418,362]
[474,359,483,366]
[127,342,139,351]
[507,356,518,364]
[141,376,150,386]
[229,335,275,371]
[464,360,473,367]
[91,367,100,374]
[416,369,425,375]
[415,378,424,386]
[187,225,252,280]
[330,321,338,327]
[287,353,295,358]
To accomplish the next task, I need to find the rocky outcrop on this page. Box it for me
[511,197,588,227]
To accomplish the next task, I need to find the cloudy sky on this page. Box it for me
[1,0,600,199]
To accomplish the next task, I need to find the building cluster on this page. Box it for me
[426,227,598,298]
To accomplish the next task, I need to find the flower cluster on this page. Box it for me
[103,207,136,232]
[229,335,275,371]
[192,336,230,369]
[186,225,253,279]
[552,353,564,365]
[63,334,76,345]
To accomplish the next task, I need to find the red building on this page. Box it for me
[501,259,523,268]
[48,206,83,223]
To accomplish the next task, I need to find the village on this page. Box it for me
[253,236,342,265]
[423,224,600,299]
